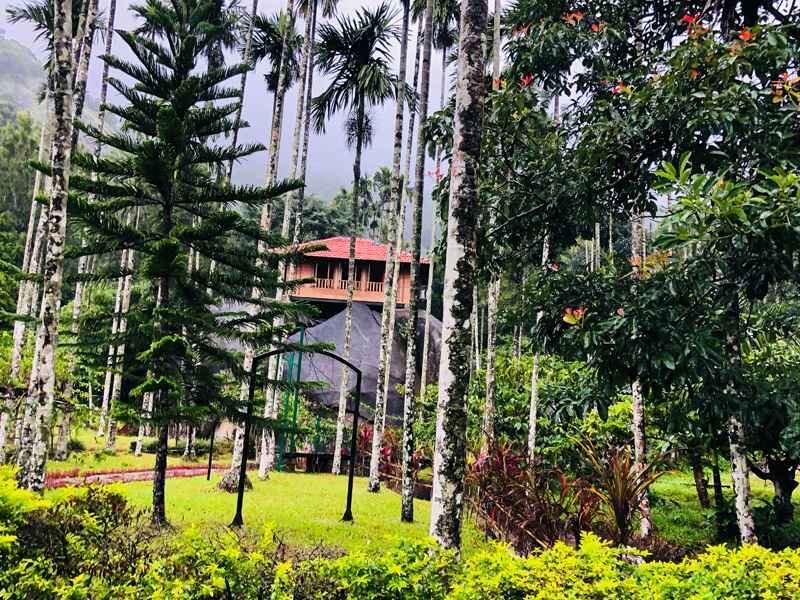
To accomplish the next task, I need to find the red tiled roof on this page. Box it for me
[300,237,430,264]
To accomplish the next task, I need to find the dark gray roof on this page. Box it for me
[285,302,441,423]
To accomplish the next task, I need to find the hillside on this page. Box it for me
[0,36,46,122]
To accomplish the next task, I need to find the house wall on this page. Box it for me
[290,258,418,305]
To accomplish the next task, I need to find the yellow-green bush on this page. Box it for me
[3,465,800,599]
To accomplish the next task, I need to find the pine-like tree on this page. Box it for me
[61,0,305,524]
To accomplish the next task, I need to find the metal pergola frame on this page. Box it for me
[230,347,362,528]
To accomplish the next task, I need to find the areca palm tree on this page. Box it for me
[312,2,403,475]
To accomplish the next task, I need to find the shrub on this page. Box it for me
[466,444,600,553]
[66,438,86,452]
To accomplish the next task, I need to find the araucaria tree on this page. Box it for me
[312,2,402,475]
[42,0,302,524]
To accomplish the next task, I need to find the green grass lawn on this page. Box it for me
[47,429,231,474]
[651,470,792,550]
[49,471,490,555]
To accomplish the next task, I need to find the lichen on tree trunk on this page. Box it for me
[429,0,487,550]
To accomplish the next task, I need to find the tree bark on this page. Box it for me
[378,19,423,410]
[290,0,318,246]
[368,0,411,494]
[332,95,365,476]
[722,287,758,544]
[225,0,260,183]
[98,248,128,436]
[480,0,503,457]
[400,0,434,521]
[183,426,197,460]
[527,234,549,463]
[631,379,652,538]
[18,0,75,492]
[69,0,99,154]
[429,0,486,550]
[9,114,49,386]
[152,423,169,526]
[134,392,153,456]
[689,446,711,509]
[227,0,295,486]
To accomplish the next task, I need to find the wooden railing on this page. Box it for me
[313,278,335,289]
[310,279,384,294]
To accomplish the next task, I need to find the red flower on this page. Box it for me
[591,22,605,32]
[689,68,699,79]
[520,74,534,87]
[493,77,504,88]
[611,82,623,94]
[616,307,625,317]
[681,14,697,24]
[548,262,560,271]
[739,29,753,41]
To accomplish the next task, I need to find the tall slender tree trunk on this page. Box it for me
[226,0,260,184]
[378,20,424,410]
[480,0,503,457]
[368,0,411,494]
[527,234,549,462]
[430,0,487,550]
[723,288,758,544]
[17,0,74,492]
[290,0,318,247]
[9,115,49,384]
[98,248,128,435]
[689,446,710,509]
[70,0,99,154]
[332,96,365,476]
[134,392,153,456]
[400,0,434,522]
[630,213,652,538]
[257,2,315,481]
[419,46,448,407]
[226,0,295,488]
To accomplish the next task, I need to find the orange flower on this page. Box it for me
[690,68,699,79]
[520,74,534,87]
[591,22,606,32]
[493,77,504,88]
[739,29,753,41]
[563,11,585,25]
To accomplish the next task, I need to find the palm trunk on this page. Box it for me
[70,0,99,154]
[368,0,411,494]
[104,238,136,453]
[290,0,318,246]
[480,0,503,458]
[594,221,600,270]
[379,19,424,410]
[227,1,295,487]
[257,2,315,481]
[225,0,260,183]
[18,0,75,492]
[419,47,448,407]
[98,248,128,436]
[527,234,549,462]
[429,0,487,549]
[332,95,365,476]
[134,392,153,456]
[400,0,434,521]
[9,115,49,385]
[183,427,197,460]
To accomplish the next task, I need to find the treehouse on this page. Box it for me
[289,236,430,308]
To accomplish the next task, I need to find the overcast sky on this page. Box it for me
[0,0,453,245]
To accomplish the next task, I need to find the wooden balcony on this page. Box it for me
[290,258,421,306]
